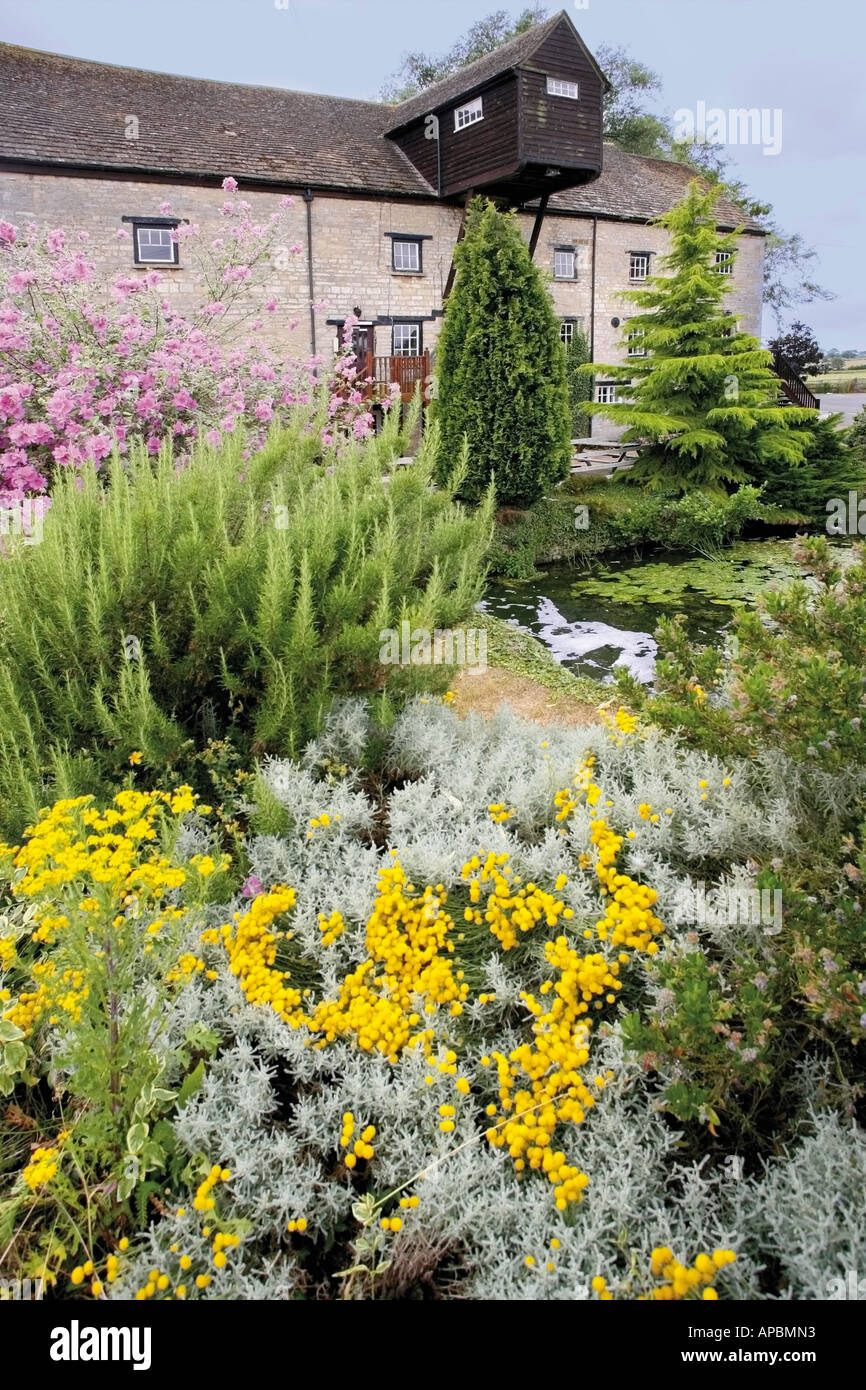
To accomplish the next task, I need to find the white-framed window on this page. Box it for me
[392,239,421,273]
[629,252,650,282]
[715,250,733,275]
[627,329,647,357]
[454,96,484,130]
[393,322,421,356]
[546,77,580,99]
[134,224,178,265]
[559,316,585,346]
[596,382,619,404]
[554,248,576,280]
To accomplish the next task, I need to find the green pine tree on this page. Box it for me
[583,181,817,493]
[565,323,593,437]
[433,197,571,507]
[758,414,866,523]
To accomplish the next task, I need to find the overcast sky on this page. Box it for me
[1,0,862,347]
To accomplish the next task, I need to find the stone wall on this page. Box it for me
[0,169,765,385]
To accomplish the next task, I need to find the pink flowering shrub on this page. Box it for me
[0,180,386,504]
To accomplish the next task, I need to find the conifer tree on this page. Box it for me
[565,323,593,437]
[585,181,817,493]
[433,198,571,507]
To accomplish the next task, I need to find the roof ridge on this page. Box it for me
[385,11,564,122]
[0,40,391,109]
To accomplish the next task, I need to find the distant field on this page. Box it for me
[806,368,866,391]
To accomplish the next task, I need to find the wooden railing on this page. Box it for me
[364,351,431,403]
[772,349,820,410]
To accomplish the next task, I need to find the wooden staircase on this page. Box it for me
[772,350,820,410]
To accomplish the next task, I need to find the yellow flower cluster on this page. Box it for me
[0,935,15,970]
[590,819,664,953]
[318,910,345,946]
[597,705,639,743]
[9,791,194,900]
[399,1194,420,1209]
[485,935,621,1208]
[380,1216,403,1231]
[648,1247,736,1300]
[0,788,214,1036]
[487,803,515,824]
[212,1231,240,1269]
[307,811,340,837]
[165,953,206,984]
[287,1217,308,1233]
[192,1164,231,1212]
[202,888,301,1022]
[340,1112,376,1169]
[594,1248,737,1301]
[305,864,466,1059]
[21,1145,59,1189]
[460,852,573,951]
[553,754,602,829]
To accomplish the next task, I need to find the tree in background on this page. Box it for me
[564,323,593,437]
[380,8,831,329]
[768,322,823,378]
[433,198,571,507]
[380,6,545,101]
[584,182,817,493]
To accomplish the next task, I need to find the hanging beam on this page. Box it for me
[527,192,550,261]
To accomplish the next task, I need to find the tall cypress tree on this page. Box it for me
[433,197,571,507]
[565,322,593,437]
[585,181,817,493]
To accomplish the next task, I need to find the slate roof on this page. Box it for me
[0,38,764,232]
[549,144,763,231]
[0,42,431,196]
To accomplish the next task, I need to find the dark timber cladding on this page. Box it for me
[385,10,610,206]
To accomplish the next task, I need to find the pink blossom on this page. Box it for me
[205,428,222,447]
[7,269,37,293]
[0,220,17,244]
[221,176,238,192]
[46,229,66,254]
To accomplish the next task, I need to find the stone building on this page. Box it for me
[0,10,766,410]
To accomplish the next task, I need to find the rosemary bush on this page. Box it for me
[0,402,493,839]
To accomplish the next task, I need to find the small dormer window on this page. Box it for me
[715,250,733,275]
[629,252,651,282]
[547,77,580,99]
[454,97,483,131]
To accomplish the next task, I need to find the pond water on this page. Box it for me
[480,540,808,685]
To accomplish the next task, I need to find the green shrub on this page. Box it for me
[616,537,866,806]
[757,415,866,523]
[488,482,767,578]
[433,197,571,507]
[565,324,593,438]
[0,404,493,839]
